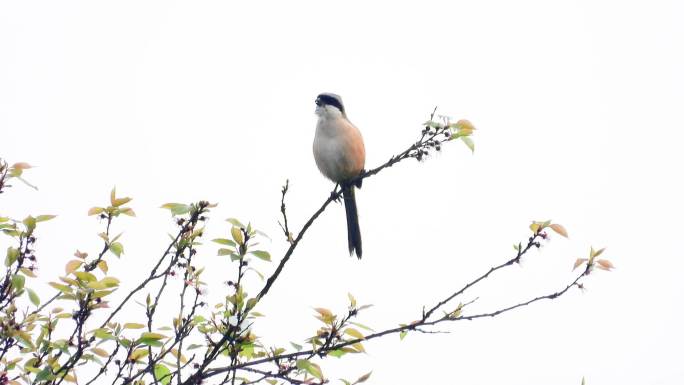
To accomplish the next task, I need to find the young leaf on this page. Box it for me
[231,226,243,245]
[592,247,606,258]
[110,242,124,257]
[347,293,358,308]
[160,203,191,216]
[91,348,109,357]
[99,277,120,288]
[250,250,271,261]
[11,162,32,171]
[226,218,245,228]
[120,207,136,216]
[573,258,588,271]
[549,223,568,238]
[74,271,97,282]
[154,364,172,385]
[88,207,104,216]
[112,197,132,207]
[65,260,83,274]
[314,308,334,323]
[36,215,56,222]
[124,323,145,329]
[454,119,475,133]
[344,328,365,340]
[97,260,109,273]
[212,238,236,246]
[349,321,374,332]
[596,259,615,271]
[5,246,20,266]
[529,222,541,233]
[296,359,323,380]
[129,348,149,362]
[11,274,25,290]
[290,342,302,351]
[353,371,372,384]
[27,288,40,306]
[461,136,475,153]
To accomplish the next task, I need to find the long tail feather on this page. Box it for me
[343,187,362,258]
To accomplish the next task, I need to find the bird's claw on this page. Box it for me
[330,190,342,203]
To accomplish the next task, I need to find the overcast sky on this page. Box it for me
[2,1,683,384]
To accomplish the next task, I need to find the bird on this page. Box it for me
[313,93,366,258]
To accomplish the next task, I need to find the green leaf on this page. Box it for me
[11,274,25,291]
[35,367,53,382]
[160,203,191,216]
[22,215,36,233]
[250,250,271,261]
[245,297,257,311]
[154,364,172,385]
[231,226,243,244]
[93,328,114,340]
[591,247,606,258]
[226,218,245,228]
[344,328,364,340]
[74,271,97,282]
[349,321,374,332]
[212,238,236,246]
[138,338,163,347]
[399,330,408,340]
[110,242,124,257]
[112,197,132,207]
[328,349,346,358]
[49,282,73,294]
[348,292,357,308]
[296,359,323,379]
[218,248,234,256]
[461,136,475,153]
[88,207,104,216]
[140,332,166,340]
[27,288,40,306]
[5,246,19,266]
[290,342,302,351]
[99,277,120,288]
[35,214,56,222]
[129,348,149,362]
[123,323,145,329]
[91,347,109,357]
[97,260,108,273]
[120,207,136,216]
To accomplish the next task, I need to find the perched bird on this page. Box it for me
[313,93,366,258]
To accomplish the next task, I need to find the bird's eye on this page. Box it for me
[315,99,321,106]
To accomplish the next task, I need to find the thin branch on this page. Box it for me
[201,266,587,382]
[423,233,540,320]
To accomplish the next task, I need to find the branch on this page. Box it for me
[423,232,541,320]
[198,249,588,383]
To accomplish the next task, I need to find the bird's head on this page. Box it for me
[315,93,346,119]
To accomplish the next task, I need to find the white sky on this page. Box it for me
[1,1,683,384]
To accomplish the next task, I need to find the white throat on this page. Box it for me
[315,105,344,121]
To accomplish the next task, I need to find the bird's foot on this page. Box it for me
[330,184,342,202]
